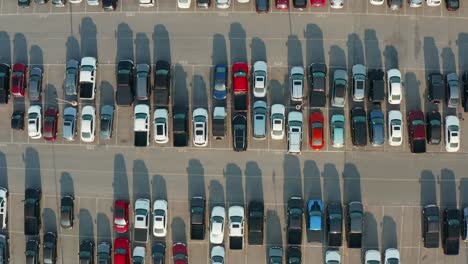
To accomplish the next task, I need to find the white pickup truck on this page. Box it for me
[79,57,97,100]
[134,104,150,147]
[134,198,150,243]
[228,205,244,250]
[287,111,303,154]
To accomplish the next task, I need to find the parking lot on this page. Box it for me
[1,0,468,263]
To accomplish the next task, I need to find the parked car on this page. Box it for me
[325,250,340,264]
[446,72,460,108]
[152,243,165,264]
[426,111,441,145]
[352,64,366,102]
[286,246,301,264]
[256,0,270,13]
[253,61,268,97]
[292,0,306,8]
[346,201,363,248]
[387,0,402,10]
[426,0,440,6]
[0,188,7,230]
[28,67,42,101]
[269,247,282,264]
[0,234,9,263]
[427,73,444,103]
[331,69,348,107]
[287,197,303,245]
[248,201,264,245]
[384,248,400,264]
[422,204,439,248]
[27,105,42,139]
[190,197,206,240]
[232,114,247,151]
[18,0,32,7]
[114,237,130,264]
[387,69,402,104]
[99,105,114,139]
[97,242,111,264]
[307,200,323,231]
[308,63,327,107]
[253,100,267,139]
[351,107,367,147]
[172,243,188,264]
[290,66,305,103]
[463,72,468,112]
[330,114,345,148]
[43,232,57,264]
[11,110,24,130]
[408,110,426,153]
[443,208,460,255]
[275,0,288,9]
[197,0,211,8]
[446,0,459,10]
[311,0,325,7]
[213,64,228,100]
[154,109,169,144]
[62,107,77,141]
[364,250,381,264]
[216,0,230,8]
[135,63,151,101]
[210,206,226,244]
[116,60,134,106]
[462,207,468,241]
[309,111,324,150]
[0,63,11,104]
[369,110,385,146]
[287,111,303,154]
[79,240,94,264]
[270,104,285,140]
[114,199,129,233]
[102,0,117,10]
[60,195,74,229]
[330,0,343,8]
[81,106,96,142]
[326,202,343,247]
[25,239,39,264]
[445,115,460,152]
[192,108,209,147]
[368,69,385,104]
[64,59,79,96]
[210,246,225,264]
[153,200,168,237]
[388,110,403,146]
[43,107,58,142]
[178,0,191,7]
[11,63,26,97]
[409,0,422,7]
[154,60,171,107]
[24,188,41,236]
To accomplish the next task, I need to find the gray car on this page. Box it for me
[62,107,77,141]
[369,110,385,146]
[135,64,151,101]
[352,64,366,102]
[28,67,42,102]
[97,241,111,264]
[64,59,79,96]
[269,247,283,264]
[446,72,460,108]
[253,100,267,139]
[100,105,114,139]
[331,69,348,108]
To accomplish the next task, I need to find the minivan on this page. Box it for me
[446,72,460,108]
[422,205,439,248]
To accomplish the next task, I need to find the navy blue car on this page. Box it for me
[307,200,323,231]
[213,64,228,100]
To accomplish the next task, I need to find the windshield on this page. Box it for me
[386,258,399,264]
[115,248,127,254]
[81,65,94,71]
[390,76,400,83]
[135,113,147,119]
[234,71,246,77]
[353,116,366,123]
[412,119,424,126]
[174,253,186,260]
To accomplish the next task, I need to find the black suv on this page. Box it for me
[232,114,247,152]
[422,205,439,248]
[287,197,303,245]
[426,111,441,145]
[442,208,460,255]
[0,64,11,104]
[190,197,206,240]
[427,73,445,104]
[43,232,57,264]
[346,201,363,248]
[25,239,39,264]
[79,240,94,264]
[326,202,343,247]
[154,60,171,107]
[24,188,41,236]
[116,60,134,106]
[308,63,327,107]
[60,195,75,229]
[248,201,264,245]
[286,246,301,264]
[351,107,367,147]
[462,72,468,112]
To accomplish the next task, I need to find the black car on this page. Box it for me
[79,240,94,264]
[462,72,468,112]
[52,0,66,7]
[197,0,210,8]
[11,111,24,130]
[152,243,165,264]
[287,197,303,245]
[24,188,41,236]
[232,114,247,151]
[116,60,134,106]
[25,239,39,264]
[422,205,439,248]
[18,0,31,7]
[309,63,327,107]
[426,111,441,145]
[60,195,75,229]
[154,60,171,107]
[427,73,445,104]
[0,234,9,264]
[255,0,270,13]
[190,197,206,240]
[446,0,459,11]
[0,64,10,104]
[387,0,402,10]
[368,69,385,104]
[248,201,264,245]
[346,201,363,248]
[443,208,460,255]
[43,232,57,264]
[103,0,117,10]
[286,246,301,264]
[326,202,343,247]
[351,107,367,147]
[292,0,306,9]
[172,106,188,147]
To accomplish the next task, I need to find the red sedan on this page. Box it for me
[311,0,325,7]
[11,63,26,97]
[114,200,129,233]
[173,243,188,264]
[309,111,324,150]
[43,107,58,142]
[275,0,289,9]
[114,237,130,264]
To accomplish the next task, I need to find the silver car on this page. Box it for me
[352,64,366,102]
[331,69,348,108]
[100,105,114,140]
[446,72,460,108]
[62,107,77,141]
[64,59,79,96]
[253,100,267,139]
[135,64,151,101]
[28,67,43,102]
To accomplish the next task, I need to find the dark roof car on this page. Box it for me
[11,111,24,130]
[79,240,94,264]
[152,243,165,264]
[25,239,39,264]
[308,63,327,107]
[197,0,211,7]
[135,64,151,101]
[103,0,117,10]
[462,72,468,112]
[24,188,41,236]
[422,205,439,248]
[287,197,303,245]
[0,234,9,264]
[256,0,270,13]
[0,63,11,104]
[426,111,441,145]
[97,241,111,264]
[43,107,59,142]
[34,0,46,4]
[64,59,79,96]
[116,60,134,106]
[28,67,42,101]
[292,0,306,9]
[446,0,459,11]
[427,73,445,103]
[351,107,367,147]
[18,0,31,7]
[60,195,74,229]
[11,63,27,97]
[43,232,57,264]
[408,110,426,153]
[286,246,301,264]
[368,69,385,103]
[443,208,460,255]
[154,60,171,107]
[100,105,114,140]
[387,0,402,10]
[232,114,247,151]
[326,202,343,247]
[346,202,363,248]
[190,196,206,240]
[52,0,66,7]
[248,201,264,245]
[369,110,384,146]
[213,64,228,100]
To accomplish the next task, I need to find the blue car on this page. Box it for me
[213,64,228,100]
[307,200,323,231]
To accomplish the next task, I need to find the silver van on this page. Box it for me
[446,72,460,108]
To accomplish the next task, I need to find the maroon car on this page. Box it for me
[43,107,58,142]
[173,243,188,264]
[11,63,27,97]
[310,0,325,7]
[275,0,289,9]
[407,110,426,154]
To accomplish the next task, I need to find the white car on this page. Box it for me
[253,61,268,98]
[69,0,82,3]
[369,0,383,5]
[426,0,440,6]
[210,246,225,264]
[287,111,303,154]
[192,108,208,147]
[237,0,249,3]
[154,109,169,144]
[139,0,154,7]
[210,206,225,244]
[87,0,99,5]
[216,0,230,8]
[178,0,191,8]
[153,200,168,237]
[384,248,400,264]
[81,106,96,142]
[365,250,381,264]
[445,115,460,152]
[330,0,344,8]
[409,0,422,7]
[27,105,42,139]
[388,110,403,146]
[325,250,341,264]
[0,188,7,229]
[290,66,305,103]
[387,69,402,104]
[270,104,285,140]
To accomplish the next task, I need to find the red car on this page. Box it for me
[275,0,289,9]
[232,62,249,111]
[172,243,188,264]
[311,0,325,7]
[114,237,130,264]
[114,200,130,233]
[309,111,324,150]
[43,107,58,142]
[11,63,26,97]
[407,110,426,153]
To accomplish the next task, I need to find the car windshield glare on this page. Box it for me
[313,71,325,78]
[390,76,401,83]
[234,71,246,77]
[412,119,424,126]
